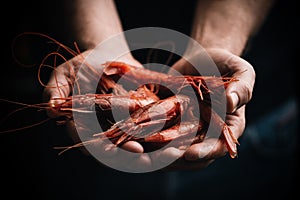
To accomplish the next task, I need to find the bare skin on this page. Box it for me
[44,0,274,170]
[167,0,274,169]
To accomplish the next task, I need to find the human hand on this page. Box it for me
[43,49,145,160]
[43,47,255,172]
[160,48,255,170]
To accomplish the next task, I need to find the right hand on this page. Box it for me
[43,49,146,164]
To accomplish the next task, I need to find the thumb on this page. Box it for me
[43,88,68,119]
[42,73,71,118]
[226,63,255,113]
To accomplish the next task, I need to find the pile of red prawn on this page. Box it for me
[1,32,239,159]
[48,60,239,158]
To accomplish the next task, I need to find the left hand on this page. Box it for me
[158,48,255,170]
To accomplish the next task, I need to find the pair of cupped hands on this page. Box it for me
[43,47,255,171]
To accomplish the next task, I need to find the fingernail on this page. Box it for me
[230,92,239,113]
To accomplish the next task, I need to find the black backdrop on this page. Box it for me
[1,1,299,199]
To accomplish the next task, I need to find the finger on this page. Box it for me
[125,153,152,172]
[225,105,246,139]
[158,147,215,171]
[42,63,73,118]
[184,138,228,161]
[224,56,256,113]
[150,147,214,171]
[184,106,246,161]
[160,147,211,170]
[120,140,144,153]
[158,147,185,164]
[148,147,184,171]
[205,48,255,113]
[103,146,138,169]
[43,64,71,102]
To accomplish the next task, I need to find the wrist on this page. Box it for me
[197,36,247,57]
[189,0,263,56]
[192,25,248,56]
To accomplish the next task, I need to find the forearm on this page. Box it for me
[191,0,274,55]
[66,0,125,50]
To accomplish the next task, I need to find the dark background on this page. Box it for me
[1,0,299,199]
